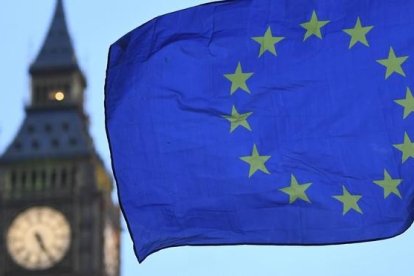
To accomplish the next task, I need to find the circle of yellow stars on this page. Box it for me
[221,10,412,216]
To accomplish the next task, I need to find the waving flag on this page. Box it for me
[105,0,414,262]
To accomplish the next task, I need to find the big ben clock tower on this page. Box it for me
[0,1,120,275]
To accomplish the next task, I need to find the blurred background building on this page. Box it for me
[0,1,120,275]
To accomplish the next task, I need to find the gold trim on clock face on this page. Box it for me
[6,207,71,270]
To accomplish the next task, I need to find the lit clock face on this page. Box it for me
[6,207,71,270]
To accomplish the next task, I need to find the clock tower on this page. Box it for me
[0,1,120,275]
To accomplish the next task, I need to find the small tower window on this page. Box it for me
[45,123,53,133]
[51,169,57,187]
[14,142,22,151]
[31,170,37,185]
[36,86,43,104]
[41,86,48,102]
[27,125,35,134]
[10,171,17,186]
[69,137,78,146]
[51,139,60,148]
[10,171,17,196]
[32,140,39,150]
[61,169,68,187]
[41,170,47,187]
[34,86,41,103]
[62,122,70,131]
[21,171,27,190]
[71,166,78,186]
[31,170,40,191]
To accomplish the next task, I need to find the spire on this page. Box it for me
[30,0,79,73]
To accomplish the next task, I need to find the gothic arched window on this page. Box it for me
[31,170,37,186]
[71,166,78,186]
[51,169,57,187]
[21,171,27,192]
[41,170,47,185]
[61,169,67,188]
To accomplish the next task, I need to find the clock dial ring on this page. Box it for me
[6,206,71,271]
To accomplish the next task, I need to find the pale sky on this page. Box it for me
[1,1,413,275]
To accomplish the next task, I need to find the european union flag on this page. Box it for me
[105,0,414,262]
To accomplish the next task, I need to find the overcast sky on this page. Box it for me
[1,1,413,275]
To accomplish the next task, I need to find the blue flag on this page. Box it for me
[105,0,414,262]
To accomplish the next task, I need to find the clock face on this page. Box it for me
[104,223,119,276]
[6,207,71,271]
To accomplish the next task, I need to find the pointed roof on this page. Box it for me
[1,108,95,162]
[30,0,79,73]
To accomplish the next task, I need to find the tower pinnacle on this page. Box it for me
[29,0,79,73]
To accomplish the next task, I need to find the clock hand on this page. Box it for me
[34,232,55,263]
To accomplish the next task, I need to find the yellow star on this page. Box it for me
[240,144,271,177]
[224,62,254,95]
[333,186,363,215]
[223,106,253,133]
[395,87,414,119]
[377,47,409,79]
[279,174,312,204]
[252,26,285,57]
[373,170,402,199]
[300,10,330,41]
[343,17,373,48]
[393,132,414,163]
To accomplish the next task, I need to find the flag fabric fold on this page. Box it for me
[105,0,414,262]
